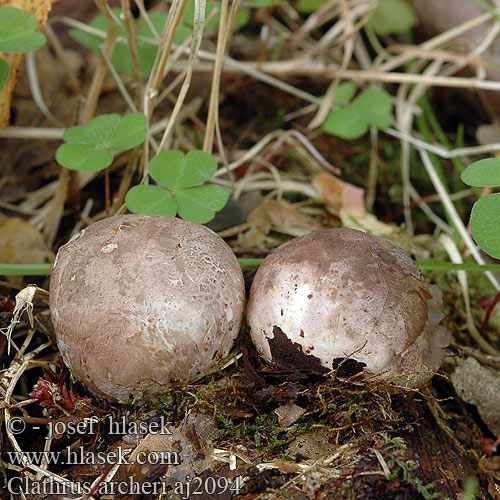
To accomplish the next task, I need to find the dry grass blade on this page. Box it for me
[156,0,205,154]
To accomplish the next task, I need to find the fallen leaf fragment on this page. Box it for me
[113,411,219,491]
[312,172,397,236]
[239,198,322,247]
[0,214,54,265]
[312,172,365,217]
[275,402,306,427]
[451,357,500,437]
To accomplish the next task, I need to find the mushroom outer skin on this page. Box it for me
[247,228,450,388]
[49,214,245,401]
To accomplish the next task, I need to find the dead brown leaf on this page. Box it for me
[238,199,322,247]
[312,172,365,217]
[0,0,53,130]
[274,402,306,427]
[312,172,397,235]
[0,213,54,265]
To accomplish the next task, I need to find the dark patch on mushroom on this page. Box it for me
[299,330,304,338]
[269,326,329,380]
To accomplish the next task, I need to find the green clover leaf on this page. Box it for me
[149,150,217,191]
[323,86,393,139]
[323,108,368,139]
[352,88,393,128]
[469,193,500,259]
[56,144,113,172]
[297,0,328,13]
[332,82,356,106]
[0,7,46,53]
[462,158,500,259]
[176,184,230,223]
[125,185,177,216]
[368,0,416,36]
[72,114,121,147]
[56,113,147,171]
[109,113,148,151]
[461,158,500,187]
[126,150,229,223]
[69,9,189,78]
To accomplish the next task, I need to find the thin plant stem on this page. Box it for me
[121,0,141,85]
[203,0,229,153]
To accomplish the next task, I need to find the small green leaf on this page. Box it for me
[180,150,218,187]
[125,185,177,216]
[352,88,392,128]
[323,108,368,139]
[69,9,177,78]
[332,82,356,106]
[176,185,229,223]
[62,114,122,147]
[58,113,145,172]
[368,0,416,36]
[62,125,91,144]
[0,7,45,53]
[56,144,113,172]
[68,12,107,50]
[245,0,283,7]
[110,113,147,151]
[149,150,218,191]
[149,151,184,188]
[470,193,500,259]
[297,0,328,13]
[461,158,500,187]
[84,114,121,146]
[0,57,9,90]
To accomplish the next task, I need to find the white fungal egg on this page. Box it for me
[49,214,245,401]
[247,228,449,388]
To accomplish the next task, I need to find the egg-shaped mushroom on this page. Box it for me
[49,214,245,401]
[247,228,449,388]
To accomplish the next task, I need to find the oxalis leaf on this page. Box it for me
[461,158,500,187]
[109,113,147,151]
[176,185,230,223]
[352,88,393,128]
[125,185,177,216]
[57,113,146,171]
[332,82,356,106]
[0,7,46,53]
[69,9,190,78]
[126,149,229,223]
[470,193,500,259]
[149,150,217,191]
[297,0,328,13]
[63,114,121,147]
[368,0,416,36]
[323,86,393,138]
[323,108,368,139]
[55,144,113,172]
